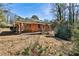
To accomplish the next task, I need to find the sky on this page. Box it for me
[7,3,53,20]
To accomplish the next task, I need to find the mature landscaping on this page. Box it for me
[0,3,79,56]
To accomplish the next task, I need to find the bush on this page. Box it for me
[0,22,7,28]
[72,29,79,56]
[22,47,30,56]
[21,42,47,56]
[55,24,72,40]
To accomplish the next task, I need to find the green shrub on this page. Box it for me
[68,29,79,56]
[22,47,30,56]
[55,24,72,40]
[21,42,47,56]
[0,22,7,28]
[64,28,79,56]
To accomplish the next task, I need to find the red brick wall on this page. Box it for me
[15,22,51,33]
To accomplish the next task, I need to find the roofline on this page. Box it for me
[15,21,51,25]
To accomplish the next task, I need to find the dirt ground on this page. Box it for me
[0,28,73,56]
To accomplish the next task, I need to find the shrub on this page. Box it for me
[21,42,47,56]
[67,29,79,56]
[55,24,72,40]
[0,22,7,28]
[72,29,79,56]
[22,47,30,56]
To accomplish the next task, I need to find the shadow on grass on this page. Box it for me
[45,35,71,41]
[0,31,42,36]
[0,31,18,36]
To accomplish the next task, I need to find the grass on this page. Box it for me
[20,40,73,56]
